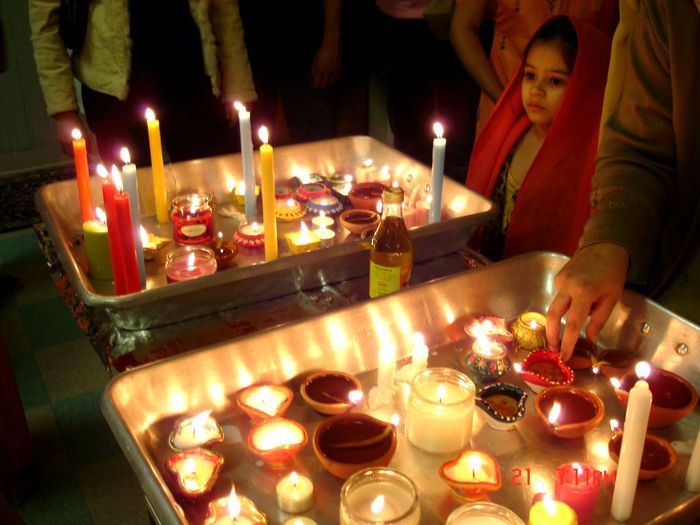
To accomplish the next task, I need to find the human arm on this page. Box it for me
[311,0,342,89]
[449,0,502,102]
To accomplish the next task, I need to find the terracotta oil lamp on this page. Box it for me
[567,338,597,370]
[476,383,527,431]
[236,384,294,421]
[592,349,637,377]
[612,366,697,428]
[511,311,547,351]
[608,430,677,480]
[205,485,268,525]
[439,449,502,501]
[535,385,605,439]
[463,315,514,347]
[464,336,511,383]
[275,198,306,221]
[165,448,223,500]
[246,417,307,468]
[169,410,224,451]
[339,209,380,235]
[210,232,238,271]
[348,182,388,211]
[300,371,363,415]
[518,349,574,393]
[294,183,329,203]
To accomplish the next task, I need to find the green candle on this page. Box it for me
[83,214,113,280]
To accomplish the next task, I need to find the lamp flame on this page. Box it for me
[110,165,123,193]
[139,226,149,246]
[189,194,200,216]
[290,471,299,487]
[145,108,156,121]
[227,485,241,518]
[96,164,109,179]
[635,361,651,380]
[348,390,363,404]
[391,413,400,427]
[95,207,107,224]
[120,147,131,165]
[547,401,561,425]
[610,377,622,389]
[513,362,522,373]
[437,384,447,404]
[258,126,269,145]
[376,200,383,214]
[71,128,82,141]
[233,101,246,113]
[610,419,620,433]
[542,493,557,516]
[433,122,444,139]
[371,495,385,515]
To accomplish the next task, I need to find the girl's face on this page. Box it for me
[521,41,572,130]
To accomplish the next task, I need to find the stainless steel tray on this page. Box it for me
[101,252,700,524]
[35,136,495,331]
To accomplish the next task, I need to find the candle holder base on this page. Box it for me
[368,385,395,411]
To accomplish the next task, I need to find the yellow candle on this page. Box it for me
[82,207,112,280]
[145,108,168,224]
[528,494,577,525]
[258,126,278,261]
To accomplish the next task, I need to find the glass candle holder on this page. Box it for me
[446,502,525,525]
[170,193,213,245]
[339,467,420,525]
[405,368,475,454]
[164,246,217,283]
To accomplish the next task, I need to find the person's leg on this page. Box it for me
[279,73,339,143]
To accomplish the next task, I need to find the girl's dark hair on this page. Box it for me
[525,17,579,71]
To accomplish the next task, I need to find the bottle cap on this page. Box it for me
[382,186,404,204]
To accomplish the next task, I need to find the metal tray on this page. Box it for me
[101,252,700,524]
[35,136,495,331]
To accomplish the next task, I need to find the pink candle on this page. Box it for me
[402,203,416,228]
[165,246,217,283]
[415,199,430,226]
[554,462,601,523]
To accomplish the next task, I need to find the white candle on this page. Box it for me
[611,361,653,521]
[282,518,318,525]
[170,411,222,450]
[234,102,256,218]
[276,471,314,513]
[119,147,146,287]
[340,483,419,525]
[411,332,429,373]
[429,122,446,224]
[377,346,396,390]
[685,428,700,491]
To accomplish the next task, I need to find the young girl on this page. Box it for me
[465,16,612,260]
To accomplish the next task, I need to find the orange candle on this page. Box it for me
[71,129,94,223]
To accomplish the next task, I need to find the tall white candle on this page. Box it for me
[411,332,429,373]
[611,361,652,521]
[685,428,700,492]
[119,147,146,288]
[235,102,256,219]
[378,346,396,390]
[429,122,446,224]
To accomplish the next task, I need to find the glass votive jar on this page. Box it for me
[165,246,217,283]
[339,467,420,525]
[405,368,475,454]
[445,502,525,525]
[170,193,214,245]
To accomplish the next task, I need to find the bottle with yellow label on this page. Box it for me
[369,186,413,298]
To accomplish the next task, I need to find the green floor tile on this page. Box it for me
[52,391,122,468]
[13,261,60,306]
[10,352,49,410]
[0,229,46,267]
[0,307,32,356]
[19,297,85,350]
[17,470,93,525]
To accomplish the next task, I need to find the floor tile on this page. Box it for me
[17,469,93,525]
[10,352,49,410]
[0,229,46,267]
[19,297,85,350]
[52,391,122,468]
[13,261,59,306]
[0,307,32,356]
[25,405,73,480]
[77,456,150,525]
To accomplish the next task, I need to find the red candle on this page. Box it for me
[554,462,601,523]
[97,164,127,294]
[71,129,94,224]
[111,167,142,294]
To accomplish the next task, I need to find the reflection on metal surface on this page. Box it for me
[641,321,652,335]
[676,343,689,356]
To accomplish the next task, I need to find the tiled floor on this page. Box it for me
[1,228,149,525]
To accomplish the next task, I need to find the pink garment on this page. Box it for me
[376,0,429,19]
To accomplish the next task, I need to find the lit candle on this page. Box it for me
[145,108,168,224]
[247,418,307,467]
[555,462,601,523]
[611,361,652,521]
[377,345,396,390]
[439,449,502,501]
[234,102,257,218]
[97,164,127,293]
[356,158,377,183]
[685,428,700,492]
[170,193,214,245]
[139,225,170,261]
[234,221,266,249]
[285,222,321,254]
[446,502,526,524]
[311,210,334,229]
[119,147,146,287]
[165,448,224,500]
[415,196,431,226]
[205,485,268,525]
[164,246,218,283]
[169,410,224,450]
[71,128,94,223]
[528,494,577,525]
[110,166,141,293]
[282,519,318,525]
[411,332,429,373]
[237,384,293,420]
[276,471,314,513]
[82,207,112,280]
[258,126,278,261]
[512,311,548,351]
[429,122,446,224]
[314,223,336,247]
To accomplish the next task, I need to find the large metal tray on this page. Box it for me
[35,136,495,331]
[101,252,700,524]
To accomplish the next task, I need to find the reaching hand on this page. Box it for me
[546,243,630,362]
[54,110,87,157]
[311,39,341,89]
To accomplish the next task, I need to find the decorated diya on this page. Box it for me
[165,448,223,500]
[348,182,388,211]
[275,198,306,221]
[300,371,363,415]
[593,349,637,377]
[210,232,238,271]
[518,349,574,392]
[608,431,677,480]
[511,311,547,351]
[236,384,294,421]
[275,185,293,200]
[567,338,597,370]
[476,383,527,431]
[246,417,307,468]
[463,315,514,347]
[535,385,605,439]
[339,209,380,235]
[295,183,329,203]
[233,222,265,249]
[306,195,343,216]
[327,172,354,195]
[205,485,268,524]
[312,413,397,480]
[169,410,224,451]
[439,449,502,501]
[613,366,697,428]
[464,337,511,383]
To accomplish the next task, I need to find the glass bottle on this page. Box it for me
[369,187,413,298]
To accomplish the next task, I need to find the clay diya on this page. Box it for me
[608,431,677,480]
[593,349,637,377]
[275,185,293,200]
[306,195,343,216]
[300,371,363,415]
[169,410,224,451]
[613,366,697,428]
[567,338,597,370]
[165,448,223,500]
[439,449,502,501]
[246,417,307,468]
[236,384,294,421]
[294,183,329,203]
[210,232,238,271]
[476,383,527,431]
[463,315,514,347]
[464,337,511,383]
[348,182,388,211]
[511,311,547,351]
[275,198,306,221]
[327,172,354,195]
[140,227,171,262]
[205,485,268,524]
[518,349,574,393]
[312,413,397,480]
[535,385,605,439]
[233,222,265,249]
[339,209,379,235]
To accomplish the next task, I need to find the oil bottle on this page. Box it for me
[369,186,413,298]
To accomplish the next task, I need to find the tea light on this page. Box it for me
[247,418,307,467]
[306,195,343,216]
[339,467,420,525]
[282,519,318,525]
[165,448,224,500]
[311,210,335,229]
[405,368,475,454]
[276,198,306,221]
[295,183,329,203]
[234,222,265,249]
[315,225,336,247]
[170,193,214,245]
[139,225,170,262]
[165,246,218,283]
[276,471,314,513]
[169,410,224,450]
[234,180,260,209]
[210,232,238,271]
[528,494,577,525]
[464,332,511,383]
[439,449,502,501]
[206,485,268,525]
[356,158,378,183]
[286,222,321,254]
[237,384,293,421]
[554,462,601,523]
[446,502,526,524]
[511,311,547,351]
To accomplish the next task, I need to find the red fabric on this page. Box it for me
[466,16,612,257]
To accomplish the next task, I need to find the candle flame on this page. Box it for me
[233,101,246,113]
[139,226,149,246]
[217,231,224,241]
[592,366,600,374]
[71,128,82,141]
[610,419,620,432]
[571,463,582,476]
[344,174,353,182]
[258,126,269,145]
[364,159,373,167]
[299,221,309,239]
[96,164,109,179]
[376,200,383,214]
[348,389,363,404]
[287,198,296,208]
[635,361,651,380]
[186,252,196,270]
[413,331,425,347]
[610,377,622,389]
[111,165,123,193]
[391,413,400,427]
[236,180,246,194]
[467,453,482,476]
[433,122,444,138]
[529,320,539,329]
[184,458,196,475]
[225,177,235,193]
[437,384,447,404]
[189,194,201,215]
[227,485,241,518]
[290,471,299,487]
[513,362,522,373]
[95,207,107,224]
[371,495,385,515]
[483,319,494,331]
[120,147,131,165]
[547,401,561,425]
[392,180,399,188]
[425,194,433,204]
[145,108,156,121]
[542,493,557,516]
[251,221,260,233]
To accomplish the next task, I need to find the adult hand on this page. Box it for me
[311,39,341,89]
[54,110,87,157]
[546,243,630,362]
